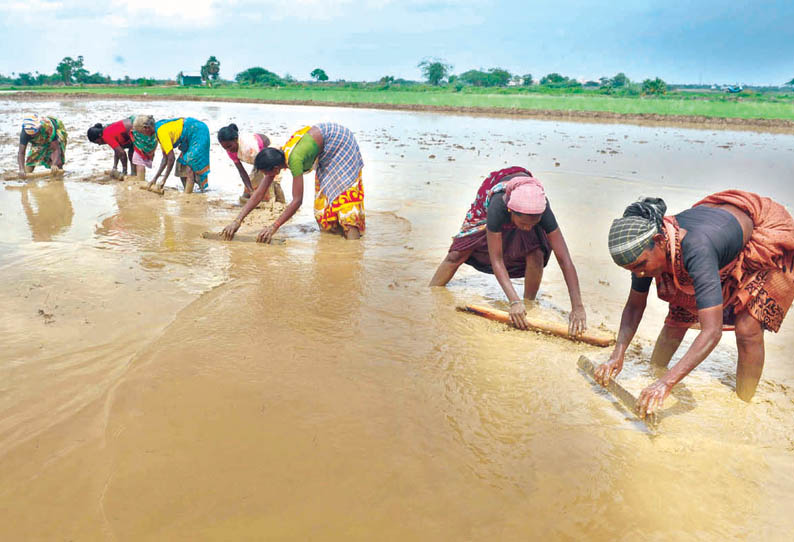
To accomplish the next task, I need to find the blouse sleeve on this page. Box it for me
[486,193,511,233]
[682,233,724,309]
[539,199,559,234]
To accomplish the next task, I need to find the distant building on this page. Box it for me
[179,72,203,86]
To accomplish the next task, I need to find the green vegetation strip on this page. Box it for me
[3,86,794,121]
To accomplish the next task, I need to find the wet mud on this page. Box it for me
[1,97,793,540]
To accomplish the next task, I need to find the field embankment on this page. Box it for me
[3,86,794,131]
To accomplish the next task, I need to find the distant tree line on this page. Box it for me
[0,55,173,87]
[0,56,112,86]
[4,55,790,97]
[409,60,671,95]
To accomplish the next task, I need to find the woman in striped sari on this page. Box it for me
[221,123,364,242]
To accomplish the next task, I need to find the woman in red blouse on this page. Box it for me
[87,118,136,177]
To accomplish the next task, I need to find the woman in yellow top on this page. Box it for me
[221,123,365,242]
[148,117,211,193]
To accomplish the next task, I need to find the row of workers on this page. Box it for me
[17,114,365,240]
[15,113,794,417]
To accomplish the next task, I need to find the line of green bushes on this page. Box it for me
[4,55,793,105]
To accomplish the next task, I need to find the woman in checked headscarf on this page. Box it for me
[17,114,68,176]
[597,192,794,417]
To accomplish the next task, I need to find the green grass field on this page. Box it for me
[4,85,794,121]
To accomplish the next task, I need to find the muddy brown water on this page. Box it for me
[1,97,793,540]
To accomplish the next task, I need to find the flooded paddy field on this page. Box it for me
[1,97,793,540]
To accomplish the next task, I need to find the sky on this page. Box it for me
[1,0,792,85]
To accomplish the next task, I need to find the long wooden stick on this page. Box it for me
[577,355,658,428]
[458,304,614,347]
[201,231,286,245]
[79,172,117,183]
[138,185,165,195]
[2,169,65,181]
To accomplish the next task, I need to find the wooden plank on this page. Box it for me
[201,231,286,245]
[2,169,65,181]
[138,185,165,195]
[577,355,659,429]
[78,172,116,183]
[458,304,614,347]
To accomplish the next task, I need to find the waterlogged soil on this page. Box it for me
[1,97,793,540]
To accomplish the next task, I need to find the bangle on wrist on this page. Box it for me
[510,299,523,306]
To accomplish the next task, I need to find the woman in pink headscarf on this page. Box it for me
[430,166,587,334]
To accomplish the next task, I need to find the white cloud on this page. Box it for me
[0,1,63,23]
[0,0,489,30]
[111,0,487,27]
[110,0,221,27]
[1,0,62,11]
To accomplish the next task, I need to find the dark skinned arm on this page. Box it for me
[235,161,253,192]
[636,305,723,417]
[17,143,27,175]
[49,140,62,169]
[257,173,303,243]
[546,227,587,335]
[127,146,135,175]
[150,150,175,188]
[111,148,119,172]
[112,146,128,174]
[220,173,275,240]
[594,288,649,386]
[486,229,529,329]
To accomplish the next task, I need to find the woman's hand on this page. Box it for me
[18,169,26,179]
[636,378,673,418]
[594,355,624,386]
[256,224,277,244]
[569,305,587,337]
[221,219,240,240]
[509,300,529,330]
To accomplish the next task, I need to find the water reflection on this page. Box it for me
[11,181,73,242]
[94,185,231,292]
